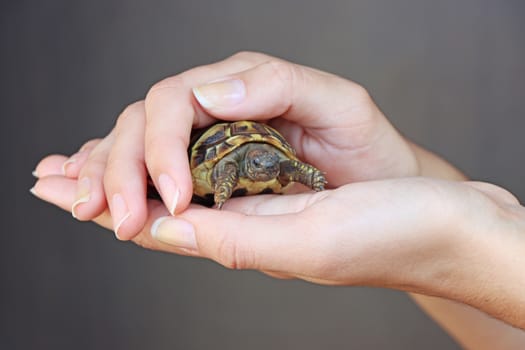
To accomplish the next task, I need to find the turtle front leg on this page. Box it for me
[212,161,239,209]
[278,160,327,191]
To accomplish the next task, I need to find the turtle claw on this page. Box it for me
[312,173,328,191]
[214,190,229,210]
[213,160,239,210]
[279,160,326,192]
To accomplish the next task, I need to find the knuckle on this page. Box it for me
[132,234,157,251]
[79,138,103,153]
[144,76,187,122]
[229,50,270,64]
[345,81,372,103]
[123,100,145,114]
[267,59,296,84]
[265,59,302,109]
[80,155,106,177]
[115,101,144,131]
[215,233,253,270]
[146,76,186,99]
[216,235,241,269]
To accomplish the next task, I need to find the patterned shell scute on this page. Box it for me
[189,121,297,172]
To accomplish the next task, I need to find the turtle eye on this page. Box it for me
[252,158,261,168]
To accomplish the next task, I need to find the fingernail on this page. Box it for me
[29,186,38,196]
[158,174,179,215]
[72,177,91,219]
[151,216,197,250]
[32,170,39,178]
[192,78,246,108]
[111,193,131,239]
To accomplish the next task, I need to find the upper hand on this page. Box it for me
[34,51,422,239]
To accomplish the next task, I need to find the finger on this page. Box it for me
[71,133,115,220]
[34,154,69,178]
[78,138,104,153]
[31,175,198,257]
[32,175,115,230]
[31,175,78,212]
[62,138,102,178]
[33,139,103,179]
[104,102,148,240]
[191,59,376,131]
[62,149,92,178]
[189,58,408,185]
[144,52,273,215]
[149,203,328,275]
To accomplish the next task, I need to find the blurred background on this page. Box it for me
[2,0,524,349]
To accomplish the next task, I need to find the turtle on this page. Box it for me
[189,121,326,209]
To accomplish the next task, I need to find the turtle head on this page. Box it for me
[244,147,280,181]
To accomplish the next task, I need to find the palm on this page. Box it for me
[269,111,419,187]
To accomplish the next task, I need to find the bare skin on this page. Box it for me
[32,52,525,346]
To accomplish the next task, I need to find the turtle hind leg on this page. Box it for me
[213,161,239,209]
[278,160,327,191]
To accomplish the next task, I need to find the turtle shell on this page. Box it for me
[189,121,298,201]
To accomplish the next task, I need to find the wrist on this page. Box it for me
[409,141,467,181]
[431,199,525,328]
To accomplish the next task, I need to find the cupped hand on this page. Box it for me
[32,51,525,332]
[33,162,525,328]
[35,51,428,239]
[32,162,523,288]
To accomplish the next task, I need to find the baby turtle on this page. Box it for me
[190,121,326,208]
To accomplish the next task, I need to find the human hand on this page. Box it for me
[34,51,443,239]
[32,160,525,328]
[31,51,525,332]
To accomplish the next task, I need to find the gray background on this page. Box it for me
[2,0,524,349]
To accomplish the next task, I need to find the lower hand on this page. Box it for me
[32,159,523,288]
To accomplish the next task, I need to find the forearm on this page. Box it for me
[412,208,525,345]
[408,140,525,347]
[411,295,525,349]
[409,141,467,181]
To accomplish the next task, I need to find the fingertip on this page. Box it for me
[29,185,38,196]
[114,211,131,240]
[71,194,91,219]
[189,61,293,121]
[30,175,77,212]
[34,154,69,178]
[35,139,102,179]
[155,173,196,216]
[62,150,91,178]
[145,144,194,215]
[70,177,107,221]
[192,78,246,110]
[110,196,149,241]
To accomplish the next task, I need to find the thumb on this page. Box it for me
[150,205,317,273]
[191,59,371,130]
